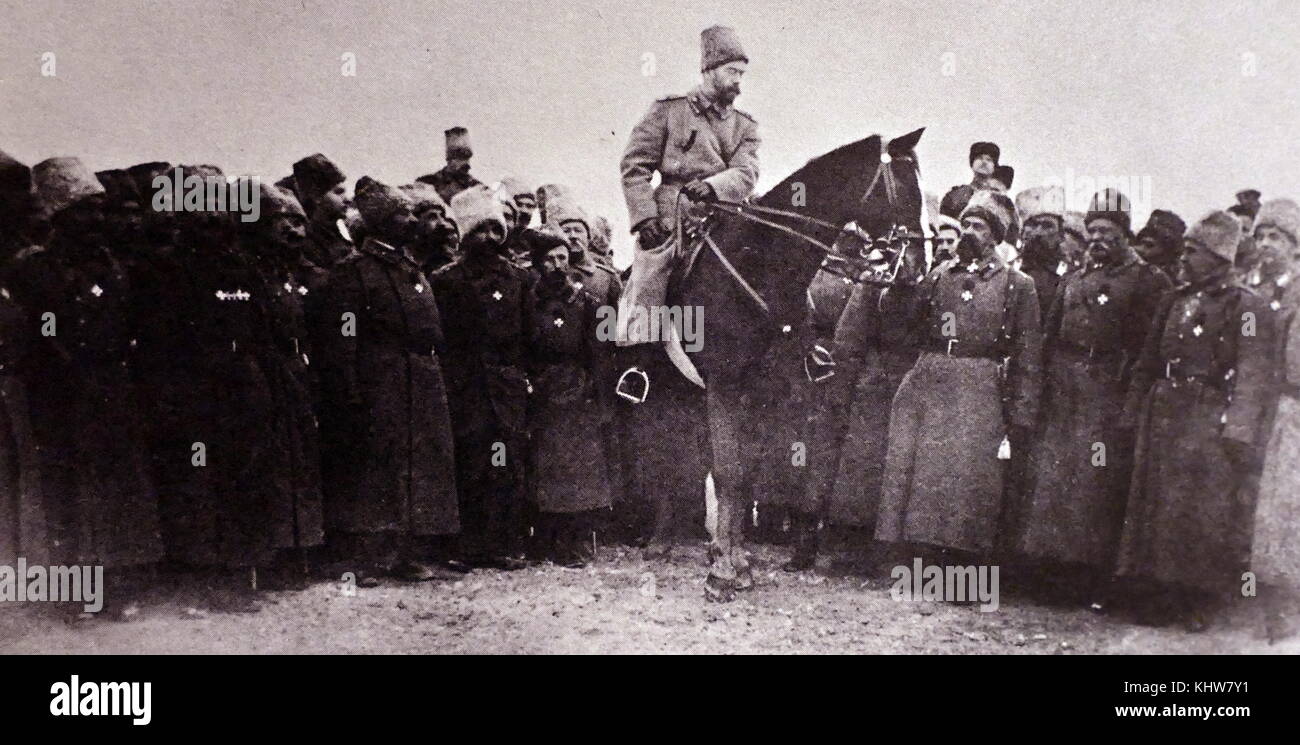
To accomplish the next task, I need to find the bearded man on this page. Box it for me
[293,153,354,268]
[403,182,460,276]
[1117,210,1277,629]
[1019,190,1171,606]
[314,178,460,584]
[1134,209,1187,282]
[619,24,759,345]
[875,190,1042,560]
[431,185,535,570]
[1015,185,1071,318]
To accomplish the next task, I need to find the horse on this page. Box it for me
[671,127,927,600]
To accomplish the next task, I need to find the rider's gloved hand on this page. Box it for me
[636,217,670,249]
[681,179,716,203]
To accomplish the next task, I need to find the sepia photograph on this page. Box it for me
[1,0,1297,703]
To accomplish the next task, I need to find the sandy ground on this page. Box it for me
[1,541,1294,655]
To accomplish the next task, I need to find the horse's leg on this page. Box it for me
[704,383,750,601]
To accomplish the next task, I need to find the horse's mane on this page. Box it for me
[753,134,883,210]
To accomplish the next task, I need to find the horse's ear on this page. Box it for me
[887,127,925,158]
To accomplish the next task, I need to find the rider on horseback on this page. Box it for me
[618,24,760,357]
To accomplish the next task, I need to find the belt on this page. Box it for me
[1053,340,1125,363]
[1163,360,1228,393]
[921,338,1003,360]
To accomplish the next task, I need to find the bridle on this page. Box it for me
[689,151,923,320]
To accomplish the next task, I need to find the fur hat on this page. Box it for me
[0,149,31,201]
[1061,211,1087,241]
[1015,185,1066,226]
[1187,210,1242,263]
[354,176,414,230]
[700,25,748,72]
[445,126,473,160]
[1135,209,1186,248]
[545,196,590,236]
[969,141,1000,166]
[939,184,972,219]
[960,189,1017,245]
[126,162,171,203]
[1252,198,1300,246]
[526,225,572,266]
[935,213,963,233]
[32,157,105,218]
[449,184,507,238]
[402,182,450,217]
[537,183,574,223]
[259,182,306,220]
[497,175,536,200]
[1235,189,1262,215]
[95,169,143,206]
[292,153,345,212]
[1084,188,1132,235]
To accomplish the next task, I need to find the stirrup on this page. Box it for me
[804,344,836,383]
[616,366,650,404]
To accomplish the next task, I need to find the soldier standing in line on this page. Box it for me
[130,165,286,612]
[1249,198,1300,641]
[787,226,928,570]
[313,177,461,584]
[19,157,162,617]
[431,185,534,570]
[525,228,614,567]
[1018,189,1171,607]
[874,190,1042,565]
[240,182,327,588]
[1117,210,1277,630]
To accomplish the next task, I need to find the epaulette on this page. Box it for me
[656,93,687,103]
[428,257,463,279]
[734,108,757,124]
[576,286,602,306]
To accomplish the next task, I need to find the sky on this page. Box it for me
[3,0,1298,267]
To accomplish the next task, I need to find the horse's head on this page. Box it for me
[676,127,926,383]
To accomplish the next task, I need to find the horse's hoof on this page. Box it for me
[704,575,736,603]
[734,571,754,592]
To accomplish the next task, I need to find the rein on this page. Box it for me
[687,153,919,320]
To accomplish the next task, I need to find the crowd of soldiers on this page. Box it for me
[784,140,1300,636]
[0,129,676,617]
